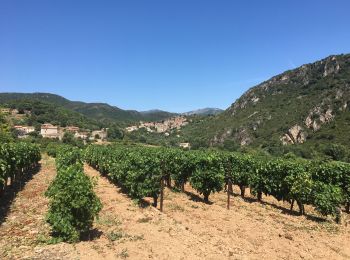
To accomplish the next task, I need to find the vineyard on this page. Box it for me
[85,144,350,223]
[0,143,41,196]
[45,146,102,242]
[0,143,349,259]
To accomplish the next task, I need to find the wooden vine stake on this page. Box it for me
[160,176,164,212]
[227,178,232,210]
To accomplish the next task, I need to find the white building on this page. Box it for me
[126,126,138,132]
[179,142,191,149]
[41,124,60,139]
[91,128,108,140]
[75,131,89,140]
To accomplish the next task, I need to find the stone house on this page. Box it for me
[65,126,80,133]
[91,128,108,140]
[14,125,35,137]
[179,142,191,149]
[11,109,19,115]
[40,124,60,139]
[126,126,138,132]
[75,131,90,140]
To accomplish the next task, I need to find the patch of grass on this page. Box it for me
[168,203,185,212]
[106,229,144,243]
[96,215,121,227]
[91,244,104,254]
[128,234,144,241]
[117,248,129,258]
[36,234,63,245]
[107,231,123,241]
[318,221,340,234]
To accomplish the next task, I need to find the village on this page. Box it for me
[126,116,189,134]
[1,107,191,147]
[1,107,108,141]
[126,116,191,148]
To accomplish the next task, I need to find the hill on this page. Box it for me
[0,93,177,125]
[0,98,103,130]
[182,108,223,116]
[179,54,350,157]
[140,109,178,121]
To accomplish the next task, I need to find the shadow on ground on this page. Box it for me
[0,165,41,225]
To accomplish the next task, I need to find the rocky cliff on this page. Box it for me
[181,54,350,152]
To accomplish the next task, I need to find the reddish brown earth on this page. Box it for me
[0,155,349,259]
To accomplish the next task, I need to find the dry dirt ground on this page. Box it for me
[0,155,350,260]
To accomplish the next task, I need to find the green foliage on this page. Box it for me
[168,150,196,191]
[45,164,102,242]
[55,146,83,170]
[1,98,102,130]
[0,92,176,126]
[0,142,41,191]
[312,182,343,217]
[189,152,224,202]
[45,142,62,158]
[324,144,348,161]
[107,124,124,140]
[46,146,101,242]
[85,145,163,206]
[86,144,350,222]
[0,112,13,142]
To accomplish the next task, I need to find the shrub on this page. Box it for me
[190,153,224,202]
[46,163,102,242]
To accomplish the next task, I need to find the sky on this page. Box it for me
[1,1,350,113]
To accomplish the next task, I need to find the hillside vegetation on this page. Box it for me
[178,54,350,158]
[0,93,176,125]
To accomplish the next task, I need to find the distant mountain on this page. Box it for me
[179,53,350,156]
[140,109,178,121]
[183,108,223,116]
[0,93,176,124]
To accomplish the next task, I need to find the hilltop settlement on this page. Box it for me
[126,116,188,134]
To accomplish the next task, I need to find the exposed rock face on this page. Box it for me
[251,96,260,103]
[305,106,334,131]
[235,128,252,146]
[323,56,340,77]
[281,125,306,145]
[212,129,232,145]
[211,127,252,146]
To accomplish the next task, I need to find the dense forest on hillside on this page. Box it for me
[0,93,176,124]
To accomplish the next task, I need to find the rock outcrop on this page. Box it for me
[305,106,334,131]
[281,125,306,145]
[323,56,340,77]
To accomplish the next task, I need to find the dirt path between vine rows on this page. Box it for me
[0,155,57,259]
[1,156,350,259]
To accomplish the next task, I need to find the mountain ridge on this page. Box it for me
[177,53,350,157]
[182,108,223,116]
[0,92,177,124]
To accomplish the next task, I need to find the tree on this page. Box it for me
[107,125,124,140]
[62,132,75,145]
[0,113,12,142]
[324,144,347,161]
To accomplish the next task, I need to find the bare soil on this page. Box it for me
[0,156,349,259]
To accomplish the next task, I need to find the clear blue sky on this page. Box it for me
[1,1,350,112]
